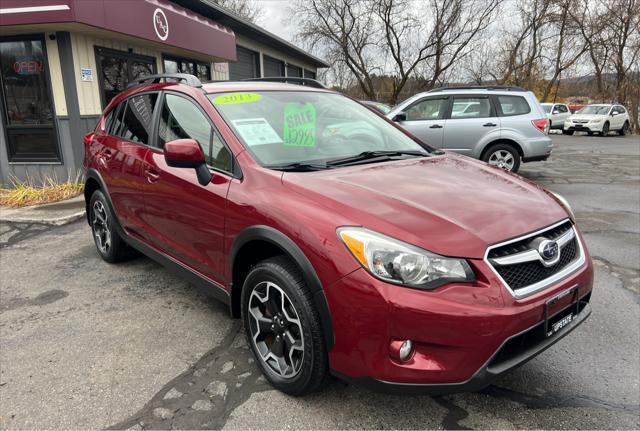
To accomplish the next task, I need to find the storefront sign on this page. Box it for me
[81,68,93,82]
[153,8,169,41]
[13,56,44,75]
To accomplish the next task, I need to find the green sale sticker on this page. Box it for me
[283,103,317,147]
[212,93,262,104]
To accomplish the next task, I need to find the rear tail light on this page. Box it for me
[84,132,95,146]
[532,118,549,134]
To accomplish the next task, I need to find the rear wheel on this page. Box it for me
[601,122,609,136]
[619,121,629,136]
[482,143,521,173]
[241,256,328,396]
[89,190,135,263]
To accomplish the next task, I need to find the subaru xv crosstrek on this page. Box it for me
[83,74,593,396]
[387,86,553,173]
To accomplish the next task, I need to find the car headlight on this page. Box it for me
[337,227,475,289]
[590,118,602,123]
[549,191,575,221]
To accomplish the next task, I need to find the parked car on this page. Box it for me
[541,103,571,130]
[563,104,631,136]
[387,86,552,173]
[361,100,392,115]
[84,74,593,396]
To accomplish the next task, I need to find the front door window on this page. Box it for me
[0,36,59,162]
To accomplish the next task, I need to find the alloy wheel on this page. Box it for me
[92,200,111,254]
[247,281,304,379]
[488,150,515,171]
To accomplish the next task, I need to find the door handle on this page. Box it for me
[483,123,497,127]
[102,149,113,160]
[429,124,443,129]
[144,168,160,183]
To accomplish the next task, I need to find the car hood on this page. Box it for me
[569,114,605,121]
[282,154,568,259]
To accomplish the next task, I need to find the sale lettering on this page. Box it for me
[283,103,317,147]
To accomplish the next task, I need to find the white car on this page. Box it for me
[541,103,571,130]
[563,104,631,136]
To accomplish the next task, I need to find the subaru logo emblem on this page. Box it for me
[538,240,559,261]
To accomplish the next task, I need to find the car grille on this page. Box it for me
[573,120,589,124]
[487,221,583,297]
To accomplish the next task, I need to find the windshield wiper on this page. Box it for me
[269,162,329,172]
[326,150,429,167]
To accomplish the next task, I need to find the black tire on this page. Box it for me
[619,121,629,136]
[587,131,594,136]
[481,143,521,173]
[601,122,609,136]
[241,256,328,396]
[563,129,574,135]
[89,190,135,263]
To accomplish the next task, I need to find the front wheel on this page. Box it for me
[601,122,609,136]
[563,129,574,135]
[241,256,328,396]
[482,143,521,173]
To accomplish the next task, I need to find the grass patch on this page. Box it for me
[0,173,84,208]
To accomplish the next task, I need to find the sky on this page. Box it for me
[256,1,299,45]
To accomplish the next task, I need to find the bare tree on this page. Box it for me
[296,0,380,99]
[212,0,264,23]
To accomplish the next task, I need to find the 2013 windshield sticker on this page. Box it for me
[283,103,317,147]
[213,93,262,105]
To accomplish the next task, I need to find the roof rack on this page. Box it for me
[127,73,203,89]
[429,85,527,92]
[242,77,326,89]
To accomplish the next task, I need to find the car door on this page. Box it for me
[95,94,157,237]
[442,95,500,155]
[611,106,625,129]
[394,96,449,148]
[555,104,571,125]
[140,92,234,283]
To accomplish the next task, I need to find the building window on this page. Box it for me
[95,47,157,108]
[0,35,60,162]
[163,55,211,82]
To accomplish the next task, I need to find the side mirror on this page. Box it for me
[164,139,212,186]
[392,112,407,122]
[611,112,618,116]
[552,110,559,114]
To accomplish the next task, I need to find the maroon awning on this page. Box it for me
[0,0,236,61]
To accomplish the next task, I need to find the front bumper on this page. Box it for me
[333,300,591,394]
[564,122,602,132]
[325,239,594,393]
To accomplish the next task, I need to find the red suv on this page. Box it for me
[83,74,593,395]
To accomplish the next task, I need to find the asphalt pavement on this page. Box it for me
[1,134,639,429]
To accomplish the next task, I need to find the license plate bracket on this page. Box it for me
[544,285,580,338]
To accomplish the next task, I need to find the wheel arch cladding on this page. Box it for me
[482,139,524,158]
[230,225,335,350]
[84,171,104,225]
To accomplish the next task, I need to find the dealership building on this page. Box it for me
[0,0,328,185]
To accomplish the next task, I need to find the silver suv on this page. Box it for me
[387,86,552,172]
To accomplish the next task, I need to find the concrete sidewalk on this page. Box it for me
[0,195,85,226]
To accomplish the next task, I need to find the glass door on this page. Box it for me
[96,47,157,108]
[0,36,60,162]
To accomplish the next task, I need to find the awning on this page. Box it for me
[0,0,236,61]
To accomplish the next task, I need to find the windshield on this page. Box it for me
[209,91,429,167]
[578,105,610,115]
[541,104,552,113]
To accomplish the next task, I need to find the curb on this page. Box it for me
[0,210,86,226]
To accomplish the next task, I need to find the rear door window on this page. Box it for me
[496,95,530,116]
[450,97,493,119]
[115,93,158,145]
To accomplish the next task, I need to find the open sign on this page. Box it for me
[13,56,44,75]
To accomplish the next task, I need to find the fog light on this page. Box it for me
[390,339,414,362]
[399,340,413,361]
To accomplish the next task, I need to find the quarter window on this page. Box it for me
[451,97,492,119]
[404,98,448,121]
[496,95,530,116]
[115,93,158,145]
[158,94,232,173]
